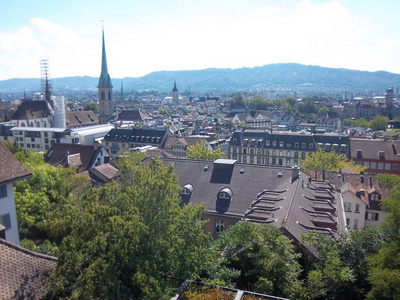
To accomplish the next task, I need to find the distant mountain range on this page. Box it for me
[1,63,400,94]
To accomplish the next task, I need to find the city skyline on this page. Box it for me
[1,0,400,81]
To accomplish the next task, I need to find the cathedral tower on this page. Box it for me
[172,81,179,103]
[98,28,113,124]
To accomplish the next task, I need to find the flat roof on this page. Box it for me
[11,127,66,132]
[213,159,237,165]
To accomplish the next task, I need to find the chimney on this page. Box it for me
[292,165,299,182]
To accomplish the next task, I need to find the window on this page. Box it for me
[294,152,298,158]
[301,152,306,159]
[302,143,306,149]
[250,149,254,155]
[309,143,314,149]
[355,204,360,213]
[366,212,379,221]
[243,148,247,154]
[219,192,230,200]
[286,159,291,167]
[279,151,283,157]
[215,220,225,234]
[0,213,11,229]
[357,150,362,159]
[181,184,193,195]
[370,162,377,169]
[385,163,391,171]
[279,141,284,147]
[378,163,384,170]
[346,218,350,229]
[295,142,299,148]
[272,141,277,147]
[354,219,359,230]
[393,164,400,171]
[379,151,385,160]
[266,141,270,146]
[233,139,237,145]
[0,185,7,198]
[257,149,261,155]
[242,155,247,163]
[287,143,291,148]
[344,202,352,212]
[250,157,254,164]
[272,150,276,156]
[265,150,269,156]
[287,151,291,157]
[265,157,270,165]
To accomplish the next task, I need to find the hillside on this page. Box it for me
[0,63,399,94]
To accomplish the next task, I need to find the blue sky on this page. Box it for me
[1,0,400,80]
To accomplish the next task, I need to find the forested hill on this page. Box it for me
[1,63,400,93]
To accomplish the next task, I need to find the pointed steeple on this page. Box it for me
[172,81,178,92]
[98,28,112,87]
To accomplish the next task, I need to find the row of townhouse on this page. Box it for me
[228,130,349,167]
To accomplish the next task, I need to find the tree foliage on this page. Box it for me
[83,101,98,114]
[367,174,400,299]
[370,115,389,131]
[303,227,384,300]
[186,141,227,161]
[230,94,246,109]
[208,222,302,299]
[300,147,365,173]
[46,155,211,299]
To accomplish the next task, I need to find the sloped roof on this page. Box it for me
[66,111,99,128]
[117,110,148,122]
[45,143,103,173]
[0,141,32,184]
[104,128,167,145]
[0,238,57,300]
[11,101,51,120]
[350,138,400,161]
[156,158,342,254]
[82,163,119,185]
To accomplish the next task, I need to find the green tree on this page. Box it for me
[209,222,302,299]
[13,151,88,239]
[370,115,389,131]
[298,101,318,114]
[46,156,211,299]
[318,106,330,115]
[367,174,400,299]
[300,147,365,173]
[186,141,227,160]
[249,95,269,110]
[230,94,246,109]
[84,101,99,114]
[303,227,384,300]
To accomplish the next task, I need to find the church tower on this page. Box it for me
[98,28,113,124]
[172,81,179,103]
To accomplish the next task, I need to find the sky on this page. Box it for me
[0,0,400,81]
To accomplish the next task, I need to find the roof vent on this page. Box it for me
[204,164,209,171]
[278,170,283,177]
[240,167,245,174]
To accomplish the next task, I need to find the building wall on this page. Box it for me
[0,183,20,245]
[342,190,366,231]
[203,213,241,239]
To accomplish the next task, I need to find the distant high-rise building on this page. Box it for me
[98,28,113,124]
[172,81,179,103]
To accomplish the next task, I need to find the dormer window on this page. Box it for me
[218,187,232,200]
[273,141,277,147]
[357,150,362,159]
[379,151,385,160]
[181,184,193,196]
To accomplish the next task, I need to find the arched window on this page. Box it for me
[287,151,291,157]
[181,184,193,195]
[101,91,105,100]
[257,149,261,155]
[108,91,111,100]
[294,151,298,158]
[218,187,232,200]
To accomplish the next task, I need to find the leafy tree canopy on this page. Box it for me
[83,101,98,114]
[300,147,365,173]
[46,155,211,299]
[230,94,246,109]
[186,141,227,161]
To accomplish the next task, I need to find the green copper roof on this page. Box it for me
[98,29,112,87]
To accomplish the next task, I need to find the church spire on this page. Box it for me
[172,81,178,92]
[98,28,112,87]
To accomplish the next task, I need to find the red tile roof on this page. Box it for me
[0,141,32,184]
[0,239,57,299]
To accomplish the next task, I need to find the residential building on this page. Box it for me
[232,110,276,128]
[10,127,67,151]
[103,127,169,158]
[228,130,349,167]
[162,135,211,157]
[66,110,98,128]
[158,158,345,256]
[350,138,400,175]
[0,141,32,245]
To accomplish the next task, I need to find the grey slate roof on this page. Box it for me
[104,128,167,145]
[66,110,99,128]
[158,158,342,254]
[11,101,51,120]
